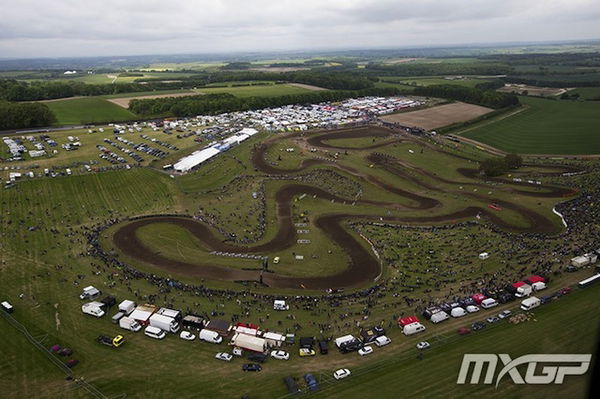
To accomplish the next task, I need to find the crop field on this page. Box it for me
[380,102,493,130]
[458,96,600,154]
[379,76,494,88]
[44,97,139,125]
[195,83,312,98]
[0,121,598,399]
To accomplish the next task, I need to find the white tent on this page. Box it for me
[173,146,220,172]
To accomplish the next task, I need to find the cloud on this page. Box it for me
[0,0,598,58]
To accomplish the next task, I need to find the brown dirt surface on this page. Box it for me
[498,84,570,97]
[107,92,199,108]
[110,125,579,289]
[381,102,493,130]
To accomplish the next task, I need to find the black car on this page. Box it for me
[96,335,113,346]
[318,340,328,355]
[339,339,362,353]
[299,337,315,349]
[248,353,267,363]
[242,363,262,372]
[284,376,301,394]
[472,321,486,331]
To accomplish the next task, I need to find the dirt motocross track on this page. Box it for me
[112,126,578,289]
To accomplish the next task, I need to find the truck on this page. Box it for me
[520,296,541,311]
[273,300,289,311]
[82,301,105,318]
[156,307,182,322]
[119,316,142,332]
[79,286,101,300]
[118,300,136,315]
[149,313,180,333]
[199,329,223,344]
[129,304,157,326]
[514,284,532,298]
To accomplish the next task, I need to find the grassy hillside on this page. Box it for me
[45,97,138,125]
[458,96,600,154]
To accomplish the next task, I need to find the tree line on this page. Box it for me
[479,154,523,177]
[0,100,56,130]
[0,70,375,102]
[412,85,519,109]
[364,62,513,77]
[129,87,401,117]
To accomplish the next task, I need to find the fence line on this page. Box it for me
[0,310,121,399]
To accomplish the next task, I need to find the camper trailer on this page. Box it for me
[402,322,426,336]
[520,296,541,311]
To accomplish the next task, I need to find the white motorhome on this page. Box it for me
[273,300,289,311]
[199,329,223,344]
[144,325,166,340]
[520,296,541,311]
[480,298,498,309]
[402,322,426,336]
[119,316,142,332]
[79,286,100,300]
[375,336,391,347]
[515,284,532,298]
[81,302,105,318]
[430,311,449,324]
[450,307,467,318]
[149,314,180,333]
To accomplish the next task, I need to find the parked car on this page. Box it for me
[179,331,196,341]
[466,305,480,313]
[318,340,328,354]
[215,352,233,362]
[248,353,267,363]
[486,316,500,324]
[472,321,486,331]
[375,336,391,347]
[498,310,512,319]
[299,348,316,357]
[358,346,373,356]
[416,341,430,350]
[304,373,318,391]
[270,350,290,360]
[242,363,262,372]
[333,368,351,380]
[457,327,471,335]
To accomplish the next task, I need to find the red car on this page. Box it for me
[457,327,471,335]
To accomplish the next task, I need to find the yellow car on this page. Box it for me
[299,348,316,357]
[112,335,125,347]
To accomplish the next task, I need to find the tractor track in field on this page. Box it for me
[112,125,580,289]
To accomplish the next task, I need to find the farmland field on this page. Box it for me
[458,96,600,154]
[380,102,493,130]
[44,97,138,125]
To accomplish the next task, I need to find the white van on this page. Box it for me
[334,335,356,348]
[430,311,449,324]
[531,282,546,292]
[375,336,391,347]
[199,329,223,344]
[144,325,166,340]
[480,298,498,309]
[520,296,541,311]
[402,322,426,336]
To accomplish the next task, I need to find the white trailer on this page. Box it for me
[149,313,180,333]
[231,333,266,352]
[119,316,142,332]
[273,300,289,311]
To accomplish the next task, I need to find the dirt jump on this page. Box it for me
[111,125,579,290]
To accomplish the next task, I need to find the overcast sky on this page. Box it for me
[1,0,600,58]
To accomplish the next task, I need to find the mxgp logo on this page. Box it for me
[457,354,592,387]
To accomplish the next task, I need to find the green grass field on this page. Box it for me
[195,83,311,98]
[566,87,600,100]
[0,121,596,398]
[44,97,138,125]
[458,96,600,154]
